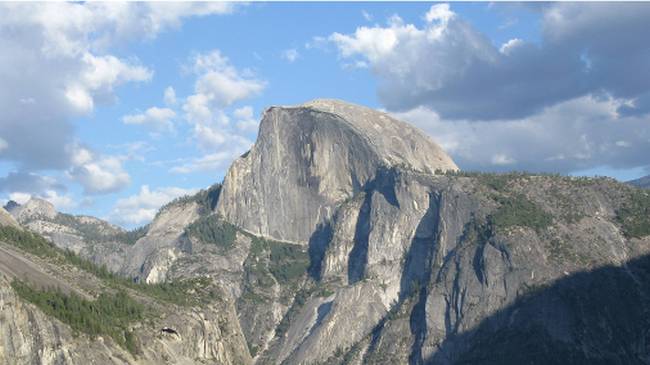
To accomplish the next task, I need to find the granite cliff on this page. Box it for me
[2,99,650,364]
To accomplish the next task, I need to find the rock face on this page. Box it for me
[8,197,130,267]
[217,99,458,245]
[11,198,58,222]
[3,99,650,365]
[0,249,251,365]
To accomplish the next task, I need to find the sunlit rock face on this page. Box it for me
[217,99,458,245]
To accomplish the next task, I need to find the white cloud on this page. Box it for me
[193,123,228,149]
[282,48,300,63]
[109,185,198,226]
[499,38,523,55]
[171,49,263,176]
[393,95,650,173]
[0,137,7,152]
[164,86,177,106]
[425,3,454,23]
[6,190,76,211]
[40,190,77,211]
[170,150,247,175]
[0,2,236,171]
[8,193,32,205]
[234,106,259,132]
[66,145,131,194]
[122,107,176,131]
[326,3,650,122]
[181,50,265,148]
[362,10,373,22]
[188,50,265,110]
[80,53,152,93]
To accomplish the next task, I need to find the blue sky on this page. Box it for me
[1,2,649,228]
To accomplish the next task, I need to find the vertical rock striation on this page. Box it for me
[217,99,458,245]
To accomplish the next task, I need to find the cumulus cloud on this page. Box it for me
[39,190,78,211]
[0,1,237,177]
[122,107,176,132]
[327,3,650,121]
[172,50,263,175]
[184,50,266,116]
[282,48,300,63]
[109,185,198,226]
[234,106,259,132]
[393,95,650,173]
[66,145,131,194]
[181,50,264,153]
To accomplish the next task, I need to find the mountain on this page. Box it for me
[629,174,650,188]
[217,99,458,244]
[6,197,140,272]
[0,207,19,229]
[2,99,650,364]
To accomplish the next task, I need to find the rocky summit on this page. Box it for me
[1,99,650,365]
[217,99,458,244]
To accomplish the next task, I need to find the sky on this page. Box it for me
[0,2,649,228]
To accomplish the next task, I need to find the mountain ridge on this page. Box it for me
[1,99,650,365]
[629,174,650,188]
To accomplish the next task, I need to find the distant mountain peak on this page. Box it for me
[628,174,650,189]
[12,197,57,221]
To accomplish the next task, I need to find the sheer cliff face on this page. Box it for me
[4,99,650,365]
[217,99,458,244]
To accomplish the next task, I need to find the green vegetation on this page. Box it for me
[273,287,311,338]
[239,232,309,310]
[11,280,143,354]
[0,226,215,306]
[158,183,221,215]
[112,225,148,245]
[54,213,107,240]
[439,170,546,185]
[489,194,553,233]
[185,216,237,248]
[616,189,650,238]
[0,225,63,260]
[247,234,310,284]
[268,241,310,282]
[437,170,611,189]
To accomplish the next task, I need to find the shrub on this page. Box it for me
[185,216,237,248]
[158,183,221,216]
[11,280,143,354]
[489,195,553,233]
[616,190,650,238]
[0,226,212,306]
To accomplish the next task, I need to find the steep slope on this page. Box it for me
[213,100,650,364]
[217,99,458,245]
[0,208,18,228]
[0,226,251,365]
[3,99,650,365]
